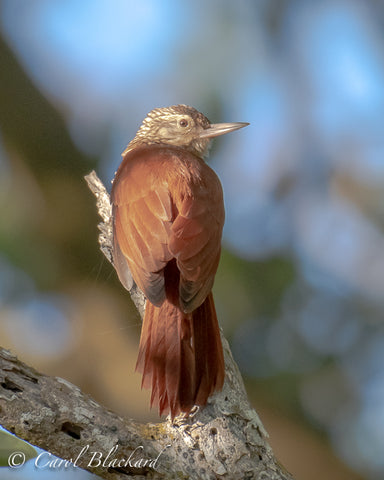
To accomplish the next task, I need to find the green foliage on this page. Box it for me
[0,429,37,467]
[215,248,295,332]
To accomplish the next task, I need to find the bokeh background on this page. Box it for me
[1,0,384,479]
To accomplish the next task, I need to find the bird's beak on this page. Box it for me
[199,122,249,139]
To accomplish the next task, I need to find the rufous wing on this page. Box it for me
[112,145,224,312]
[111,150,174,305]
[169,164,225,313]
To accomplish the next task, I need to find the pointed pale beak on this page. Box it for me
[199,122,249,139]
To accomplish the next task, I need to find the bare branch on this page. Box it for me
[0,346,292,479]
[84,171,146,317]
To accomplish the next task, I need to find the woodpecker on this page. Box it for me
[111,105,248,418]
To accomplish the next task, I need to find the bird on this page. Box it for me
[111,104,248,419]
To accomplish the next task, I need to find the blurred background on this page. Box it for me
[1,0,384,478]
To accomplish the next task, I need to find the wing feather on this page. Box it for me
[112,145,224,313]
[169,165,224,312]
[112,150,174,305]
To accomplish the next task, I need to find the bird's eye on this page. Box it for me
[179,119,189,127]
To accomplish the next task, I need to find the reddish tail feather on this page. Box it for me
[135,287,225,419]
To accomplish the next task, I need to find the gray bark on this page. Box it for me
[0,171,294,480]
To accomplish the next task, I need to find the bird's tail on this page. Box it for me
[135,292,225,419]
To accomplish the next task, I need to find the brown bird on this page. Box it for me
[111,105,248,418]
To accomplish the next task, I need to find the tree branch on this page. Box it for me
[0,171,294,480]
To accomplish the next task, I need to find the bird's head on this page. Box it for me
[124,104,248,158]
